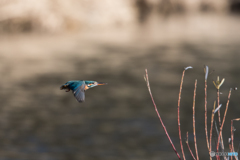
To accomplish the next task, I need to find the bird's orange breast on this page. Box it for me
[84,85,89,90]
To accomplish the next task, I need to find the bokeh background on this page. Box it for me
[0,0,240,159]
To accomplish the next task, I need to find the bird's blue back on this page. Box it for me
[65,81,85,91]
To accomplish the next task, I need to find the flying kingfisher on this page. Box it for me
[60,80,107,102]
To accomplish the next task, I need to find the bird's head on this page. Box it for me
[85,81,107,89]
[60,84,67,90]
[60,81,72,92]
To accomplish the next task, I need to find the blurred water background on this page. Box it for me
[0,0,240,159]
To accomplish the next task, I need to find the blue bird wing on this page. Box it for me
[72,84,85,102]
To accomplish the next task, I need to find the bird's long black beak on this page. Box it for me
[97,82,107,86]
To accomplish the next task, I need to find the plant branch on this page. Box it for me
[209,101,216,160]
[204,66,210,153]
[216,88,232,156]
[193,79,199,160]
[144,69,181,160]
[186,132,196,160]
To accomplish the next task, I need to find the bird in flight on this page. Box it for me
[60,80,107,102]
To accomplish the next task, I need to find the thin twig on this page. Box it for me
[229,138,233,160]
[217,89,221,127]
[144,69,181,160]
[186,132,196,160]
[193,79,199,160]
[231,118,240,160]
[204,66,210,153]
[209,101,216,160]
[214,121,224,153]
[213,77,225,157]
[217,88,225,157]
[231,120,235,160]
[217,88,232,156]
[177,68,190,160]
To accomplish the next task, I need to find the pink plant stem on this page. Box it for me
[217,89,221,127]
[230,147,232,160]
[145,69,181,160]
[186,132,196,160]
[217,88,226,160]
[231,120,234,160]
[177,70,186,160]
[217,88,225,159]
[216,88,232,157]
[209,101,216,159]
[193,79,199,160]
[231,118,240,160]
[205,79,210,153]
